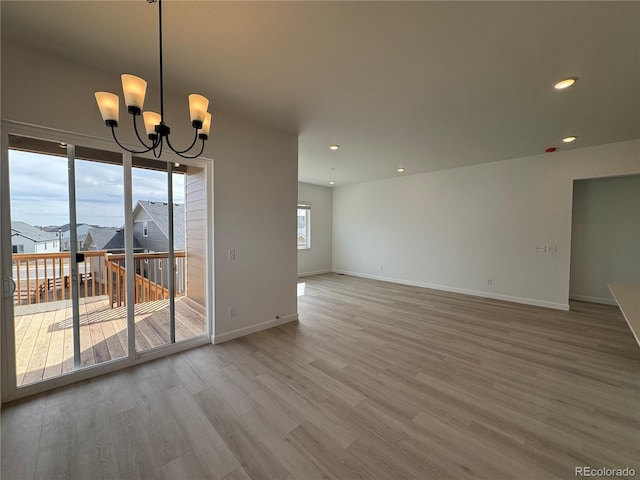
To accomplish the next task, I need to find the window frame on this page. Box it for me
[297,203,311,250]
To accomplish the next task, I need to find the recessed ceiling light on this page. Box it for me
[329,181,335,185]
[329,145,339,151]
[397,167,405,173]
[562,136,577,143]
[554,77,578,90]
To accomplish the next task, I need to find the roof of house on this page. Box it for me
[104,229,143,251]
[11,221,58,242]
[86,227,143,251]
[134,201,185,249]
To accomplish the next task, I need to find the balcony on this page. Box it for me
[11,251,205,387]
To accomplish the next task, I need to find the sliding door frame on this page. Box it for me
[0,120,213,404]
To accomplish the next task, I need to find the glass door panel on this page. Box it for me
[74,156,127,367]
[132,164,173,351]
[8,139,74,386]
[6,135,130,388]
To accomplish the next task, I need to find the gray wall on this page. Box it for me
[298,182,333,276]
[570,175,640,304]
[133,220,169,254]
[332,140,640,311]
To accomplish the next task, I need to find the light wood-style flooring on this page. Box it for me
[13,296,206,387]
[2,273,639,479]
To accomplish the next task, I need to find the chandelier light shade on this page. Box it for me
[199,112,212,139]
[94,0,211,159]
[188,94,209,128]
[95,92,120,125]
[121,74,147,113]
[143,111,162,139]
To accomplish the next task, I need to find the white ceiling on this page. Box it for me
[2,1,639,186]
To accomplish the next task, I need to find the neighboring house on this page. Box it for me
[132,200,185,252]
[83,227,143,253]
[132,201,185,287]
[11,221,60,253]
[43,223,94,251]
[84,227,145,289]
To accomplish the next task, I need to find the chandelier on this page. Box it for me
[94,0,211,159]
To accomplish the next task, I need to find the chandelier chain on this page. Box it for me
[95,0,211,160]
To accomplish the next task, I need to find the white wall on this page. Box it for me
[212,113,298,342]
[570,175,640,305]
[34,240,60,253]
[10,238,35,254]
[298,182,332,276]
[1,40,298,344]
[185,166,207,307]
[333,140,640,310]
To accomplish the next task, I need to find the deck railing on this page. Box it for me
[107,252,186,307]
[11,250,185,308]
[11,251,108,305]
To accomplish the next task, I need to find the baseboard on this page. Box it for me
[212,313,298,344]
[298,269,331,278]
[332,269,570,311]
[569,294,617,306]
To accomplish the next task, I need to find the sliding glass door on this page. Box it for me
[7,139,80,386]
[1,129,209,399]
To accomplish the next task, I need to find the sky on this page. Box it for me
[8,150,185,227]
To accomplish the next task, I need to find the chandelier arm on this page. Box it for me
[164,127,199,154]
[170,138,206,160]
[152,137,164,159]
[110,125,155,154]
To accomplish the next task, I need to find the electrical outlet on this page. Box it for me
[486,278,492,286]
[380,266,384,271]
[228,249,235,260]
[546,246,557,253]
[229,307,235,318]
[534,245,546,253]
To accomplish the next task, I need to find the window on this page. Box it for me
[12,245,24,254]
[297,203,310,249]
[143,220,148,237]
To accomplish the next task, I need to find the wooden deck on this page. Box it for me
[13,295,206,387]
